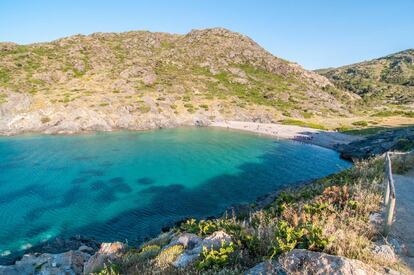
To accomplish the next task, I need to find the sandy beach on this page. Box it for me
[211,121,361,149]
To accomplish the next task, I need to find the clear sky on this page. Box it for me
[0,0,413,69]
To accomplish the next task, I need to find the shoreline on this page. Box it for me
[210,120,361,150]
[0,120,361,151]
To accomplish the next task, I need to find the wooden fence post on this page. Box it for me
[384,194,396,236]
[384,153,390,206]
[383,152,396,236]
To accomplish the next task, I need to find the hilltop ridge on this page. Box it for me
[0,28,356,135]
[318,49,414,105]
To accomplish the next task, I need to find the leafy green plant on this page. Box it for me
[303,201,330,215]
[180,218,199,233]
[96,264,120,275]
[303,224,333,251]
[271,221,304,257]
[138,245,161,259]
[196,241,235,270]
[271,191,296,214]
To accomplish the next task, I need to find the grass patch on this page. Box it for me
[352,120,369,127]
[392,152,414,174]
[199,104,209,111]
[280,119,327,130]
[0,68,11,85]
[155,245,184,269]
[372,110,414,118]
[0,93,7,104]
[138,104,151,113]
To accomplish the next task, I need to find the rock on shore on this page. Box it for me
[338,127,414,159]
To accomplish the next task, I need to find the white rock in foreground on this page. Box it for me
[246,249,382,275]
[0,250,90,275]
[83,242,126,274]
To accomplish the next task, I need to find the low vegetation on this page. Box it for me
[392,151,414,174]
[319,49,414,106]
[280,118,327,130]
[94,157,407,274]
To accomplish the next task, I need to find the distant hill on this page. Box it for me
[317,49,414,105]
[0,28,356,135]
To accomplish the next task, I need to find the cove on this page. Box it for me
[0,128,351,262]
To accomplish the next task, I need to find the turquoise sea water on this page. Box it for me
[0,128,351,261]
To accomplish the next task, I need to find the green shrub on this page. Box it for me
[155,244,184,269]
[352,121,369,127]
[271,221,304,257]
[271,191,296,214]
[196,242,235,270]
[40,117,51,124]
[303,202,330,215]
[303,224,333,251]
[138,104,151,113]
[0,93,6,104]
[395,138,414,151]
[182,95,191,102]
[138,245,161,260]
[96,264,120,275]
[301,111,313,119]
[180,218,199,234]
[199,104,209,110]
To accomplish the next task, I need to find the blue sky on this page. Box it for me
[0,0,413,69]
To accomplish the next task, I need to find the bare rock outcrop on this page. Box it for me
[83,242,126,274]
[246,249,381,275]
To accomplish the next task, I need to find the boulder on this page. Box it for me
[83,242,126,274]
[278,249,380,275]
[338,127,414,160]
[0,250,90,275]
[168,233,203,268]
[372,244,396,262]
[172,231,232,268]
[173,252,200,268]
[245,260,286,275]
[202,230,232,250]
[142,71,157,86]
[169,233,202,250]
[368,212,383,228]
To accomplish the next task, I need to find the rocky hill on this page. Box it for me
[318,49,414,106]
[0,28,356,135]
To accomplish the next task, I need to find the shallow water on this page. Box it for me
[0,128,351,260]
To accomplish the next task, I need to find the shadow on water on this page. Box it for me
[0,145,350,264]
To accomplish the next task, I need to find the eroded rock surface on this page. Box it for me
[338,127,414,160]
[0,250,90,275]
[83,242,126,274]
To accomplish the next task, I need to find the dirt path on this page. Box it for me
[392,169,414,272]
